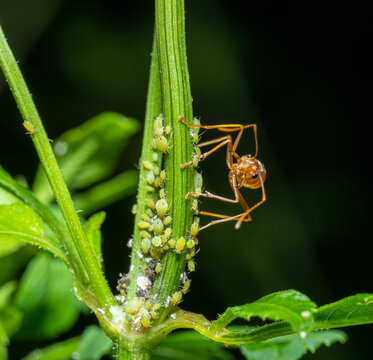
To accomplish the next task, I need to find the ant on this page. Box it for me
[179,116,266,231]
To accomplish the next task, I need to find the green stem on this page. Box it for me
[0,25,115,312]
[150,0,194,324]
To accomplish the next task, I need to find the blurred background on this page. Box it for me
[0,0,371,359]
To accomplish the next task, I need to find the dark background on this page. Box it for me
[0,1,371,359]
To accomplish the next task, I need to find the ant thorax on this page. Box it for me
[233,155,266,189]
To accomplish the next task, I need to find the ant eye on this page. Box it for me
[252,174,258,179]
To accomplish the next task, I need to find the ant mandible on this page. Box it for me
[179,116,266,231]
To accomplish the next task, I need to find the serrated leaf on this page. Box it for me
[240,330,346,360]
[0,204,67,262]
[76,325,113,360]
[84,211,106,268]
[314,293,373,329]
[154,330,234,360]
[213,290,316,334]
[14,254,84,340]
[22,336,80,360]
[32,112,140,203]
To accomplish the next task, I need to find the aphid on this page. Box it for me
[138,221,150,229]
[165,124,172,135]
[187,259,196,272]
[190,218,200,236]
[153,166,160,176]
[153,114,164,137]
[141,213,150,222]
[160,170,167,182]
[153,218,164,235]
[191,199,199,214]
[164,227,172,238]
[146,208,154,217]
[162,244,169,251]
[143,160,153,170]
[171,291,182,305]
[193,171,203,196]
[150,310,158,319]
[131,204,137,215]
[164,216,172,226]
[145,198,156,209]
[146,185,155,192]
[23,120,35,134]
[146,170,155,185]
[150,247,162,261]
[152,152,159,162]
[155,263,162,274]
[140,230,151,239]
[175,237,186,254]
[182,279,191,294]
[180,116,266,230]
[152,236,162,247]
[154,136,169,153]
[159,188,166,199]
[161,236,168,245]
[141,238,151,254]
[125,298,144,314]
[168,239,176,248]
[155,199,168,218]
[186,239,195,249]
[154,177,160,188]
[141,316,151,329]
[185,248,195,260]
[152,303,160,311]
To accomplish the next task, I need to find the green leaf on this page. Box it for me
[72,170,138,216]
[314,293,373,328]
[14,254,84,340]
[0,323,8,360]
[75,325,113,360]
[0,281,17,308]
[0,203,67,262]
[32,112,140,203]
[84,211,106,268]
[22,337,80,360]
[0,306,22,338]
[212,290,316,334]
[240,330,347,360]
[154,331,234,360]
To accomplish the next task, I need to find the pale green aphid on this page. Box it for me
[164,216,172,225]
[153,114,164,137]
[156,198,168,218]
[186,239,195,249]
[140,230,151,239]
[23,120,35,134]
[154,177,160,188]
[164,227,172,238]
[146,170,155,185]
[160,169,167,182]
[182,279,191,294]
[146,208,154,217]
[153,218,164,235]
[159,188,166,198]
[145,198,156,209]
[175,236,186,254]
[161,236,168,244]
[152,236,162,247]
[153,166,160,176]
[168,239,176,248]
[141,238,151,254]
[152,152,159,162]
[150,310,158,319]
[131,204,137,215]
[194,171,203,192]
[124,298,144,314]
[143,160,153,170]
[146,185,155,192]
[155,263,162,273]
[191,199,199,214]
[187,259,196,272]
[171,291,182,305]
[165,124,172,135]
[152,303,160,311]
[190,218,200,236]
[138,221,150,229]
[141,213,150,222]
[154,136,169,153]
[186,248,195,260]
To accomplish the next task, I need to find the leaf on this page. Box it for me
[0,281,17,308]
[0,323,8,360]
[212,290,316,334]
[153,331,234,360]
[72,170,138,216]
[0,203,67,262]
[84,211,106,268]
[314,293,373,329]
[75,325,113,360]
[14,254,84,340]
[0,306,22,338]
[240,330,347,360]
[32,112,140,203]
[22,337,80,360]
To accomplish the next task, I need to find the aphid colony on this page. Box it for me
[115,114,201,329]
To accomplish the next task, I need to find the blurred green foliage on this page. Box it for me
[0,0,371,359]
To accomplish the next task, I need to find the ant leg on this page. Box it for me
[197,212,250,232]
[231,124,258,157]
[181,136,232,168]
[179,116,244,131]
[235,174,266,229]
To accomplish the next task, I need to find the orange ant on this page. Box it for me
[179,116,266,231]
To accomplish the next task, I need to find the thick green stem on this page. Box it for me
[150,0,194,324]
[0,25,115,312]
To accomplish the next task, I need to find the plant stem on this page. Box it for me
[0,24,115,312]
[150,0,194,323]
